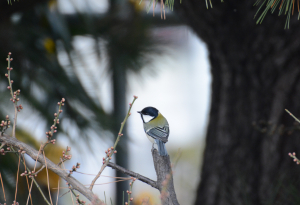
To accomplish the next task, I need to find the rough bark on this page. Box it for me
[174,1,300,205]
[152,149,179,205]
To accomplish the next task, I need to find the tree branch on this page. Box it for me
[107,148,180,205]
[0,133,104,205]
[107,162,158,189]
[89,96,137,190]
[152,149,180,205]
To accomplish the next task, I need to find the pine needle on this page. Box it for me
[285,109,300,123]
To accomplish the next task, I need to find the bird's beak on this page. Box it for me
[137,111,141,114]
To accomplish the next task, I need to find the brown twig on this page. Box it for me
[43,150,53,205]
[70,190,75,205]
[21,154,33,205]
[60,159,85,205]
[34,165,46,175]
[5,52,21,138]
[127,178,136,205]
[56,179,60,205]
[0,172,6,202]
[14,153,21,204]
[107,162,158,189]
[89,96,138,190]
[26,144,47,205]
[59,190,71,198]
[153,0,155,17]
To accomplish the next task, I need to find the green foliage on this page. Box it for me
[7,0,18,5]
[144,0,175,12]
[254,0,299,29]
[141,0,298,28]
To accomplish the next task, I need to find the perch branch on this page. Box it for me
[107,162,158,189]
[152,148,180,205]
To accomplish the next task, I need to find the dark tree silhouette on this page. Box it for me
[175,1,300,204]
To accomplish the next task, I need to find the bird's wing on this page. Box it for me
[146,126,169,143]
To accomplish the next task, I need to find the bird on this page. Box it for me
[137,107,169,156]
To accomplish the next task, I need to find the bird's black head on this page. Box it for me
[138,107,159,117]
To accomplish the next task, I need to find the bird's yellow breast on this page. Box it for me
[143,112,168,131]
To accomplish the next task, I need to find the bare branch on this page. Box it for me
[107,162,158,189]
[89,96,138,190]
[0,133,104,205]
[152,149,180,205]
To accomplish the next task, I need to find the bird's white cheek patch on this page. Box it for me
[142,115,154,123]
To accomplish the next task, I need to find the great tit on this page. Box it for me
[138,107,169,156]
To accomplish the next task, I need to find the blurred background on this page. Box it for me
[0,0,210,204]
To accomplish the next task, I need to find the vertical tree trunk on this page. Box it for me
[110,47,129,205]
[109,1,134,204]
[175,1,300,204]
[152,149,180,205]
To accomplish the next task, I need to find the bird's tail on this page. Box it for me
[155,139,168,156]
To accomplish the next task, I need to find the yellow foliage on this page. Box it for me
[133,191,156,205]
[129,0,145,12]
[16,129,65,189]
[43,38,56,54]
[48,0,57,9]
[35,169,60,190]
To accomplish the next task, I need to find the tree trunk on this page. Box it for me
[152,149,180,205]
[110,45,129,205]
[175,1,300,204]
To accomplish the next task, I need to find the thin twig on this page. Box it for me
[8,147,47,205]
[59,190,71,198]
[161,0,162,19]
[86,179,131,186]
[35,165,46,175]
[26,144,49,205]
[128,179,136,205]
[0,172,6,202]
[60,156,84,205]
[107,162,158,189]
[56,179,60,205]
[7,52,22,137]
[89,96,138,190]
[21,154,33,205]
[26,172,51,205]
[70,189,75,205]
[6,53,19,138]
[14,153,21,203]
[153,0,155,16]
[43,150,53,205]
[43,99,64,151]
[53,179,132,190]
[163,0,166,19]
[0,143,5,150]
[75,171,131,179]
